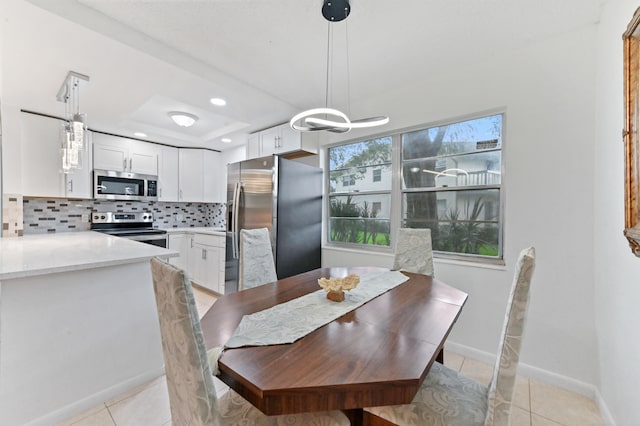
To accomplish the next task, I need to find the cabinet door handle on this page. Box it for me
[129,158,133,170]
[202,249,207,260]
[68,179,73,193]
[180,189,183,200]
[123,158,127,170]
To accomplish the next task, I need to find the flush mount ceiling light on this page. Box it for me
[210,97,227,106]
[221,138,232,143]
[56,70,90,173]
[290,0,389,133]
[169,111,198,127]
[134,132,148,138]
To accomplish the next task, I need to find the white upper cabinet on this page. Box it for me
[203,150,225,203]
[246,133,260,159]
[66,134,93,199]
[258,126,280,157]
[158,146,179,201]
[19,112,92,199]
[178,149,204,202]
[93,133,158,176]
[247,122,318,160]
[179,148,225,203]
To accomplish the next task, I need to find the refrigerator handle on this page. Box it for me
[232,181,242,259]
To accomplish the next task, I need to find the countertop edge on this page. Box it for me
[0,250,179,281]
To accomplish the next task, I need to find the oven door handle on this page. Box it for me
[120,234,167,242]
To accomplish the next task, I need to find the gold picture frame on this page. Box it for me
[623,8,640,257]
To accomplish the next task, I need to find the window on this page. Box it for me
[401,114,503,258]
[325,112,504,261]
[372,202,382,216]
[342,174,356,186]
[328,137,392,246]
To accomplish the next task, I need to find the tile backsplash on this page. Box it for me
[22,198,226,234]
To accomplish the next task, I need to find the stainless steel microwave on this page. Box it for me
[93,169,158,201]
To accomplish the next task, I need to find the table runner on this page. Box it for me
[208,270,408,373]
[226,270,408,348]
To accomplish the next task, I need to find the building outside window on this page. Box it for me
[328,137,392,246]
[326,112,503,261]
[402,113,502,258]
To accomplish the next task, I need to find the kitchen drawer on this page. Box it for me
[192,233,225,248]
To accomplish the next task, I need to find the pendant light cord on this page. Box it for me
[345,18,351,118]
[325,21,331,110]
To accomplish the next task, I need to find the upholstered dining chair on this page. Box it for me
[365,246,536,426]
[150,257,349,425]
[239,227,278,290]
[393,228,435,277]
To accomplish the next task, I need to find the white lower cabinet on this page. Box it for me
[168,231,225,294]
[168,233,190,271]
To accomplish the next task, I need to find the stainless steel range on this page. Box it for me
[90,212,167,248]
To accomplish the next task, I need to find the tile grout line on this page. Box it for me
[528,379,532,426]
[106,405,117,426]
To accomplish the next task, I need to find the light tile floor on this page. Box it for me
[57,287,604,426]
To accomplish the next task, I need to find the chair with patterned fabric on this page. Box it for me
[365,247,536,426]
[149,257,349,425]
[239,228,278,290]
[393,228,435,277]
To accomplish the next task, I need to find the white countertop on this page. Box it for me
[0,231,178,280]
[163,227,226,236]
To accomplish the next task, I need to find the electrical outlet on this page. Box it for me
[176,214,184,221]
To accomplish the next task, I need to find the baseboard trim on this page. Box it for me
[594,387,616,426]
[24,367,165,426]
[445,341,597,398]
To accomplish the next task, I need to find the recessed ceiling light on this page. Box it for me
[221,138,232,143]
[134,132,147,138]
[169,111,198,127]
[210,97,227,106]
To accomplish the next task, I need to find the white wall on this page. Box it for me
[322,25,600,387]
[594,1,640,424]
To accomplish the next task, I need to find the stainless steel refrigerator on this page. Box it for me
[225,155,322,294]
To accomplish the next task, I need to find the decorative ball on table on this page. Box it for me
[317,274,360,302]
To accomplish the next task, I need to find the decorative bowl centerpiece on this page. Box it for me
[318,274,360,302]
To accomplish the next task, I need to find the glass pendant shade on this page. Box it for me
[57,71,89,174]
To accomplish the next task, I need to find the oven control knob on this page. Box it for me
[101,215,106,219]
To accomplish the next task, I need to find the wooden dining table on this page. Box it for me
[200,266,467,425]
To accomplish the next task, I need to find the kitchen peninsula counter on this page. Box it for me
[0,231,176,425]
[0,231,177,280]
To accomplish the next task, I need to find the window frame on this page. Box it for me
[324,109,506,264]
